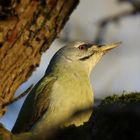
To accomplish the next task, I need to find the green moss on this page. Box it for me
[92,92,140,140]
[101,92,140,105]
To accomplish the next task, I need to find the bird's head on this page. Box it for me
[48,41,121,76]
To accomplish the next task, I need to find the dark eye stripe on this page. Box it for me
[97,44,105,48]
[79,53,94,61]
[86,44,93,48]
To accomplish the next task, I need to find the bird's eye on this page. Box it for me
[78,44,87,50]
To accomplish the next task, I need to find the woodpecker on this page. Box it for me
[12,41,120,134]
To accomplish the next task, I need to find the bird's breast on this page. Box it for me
[49,72,93,126]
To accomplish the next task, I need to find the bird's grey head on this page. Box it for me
[47,41,121,76]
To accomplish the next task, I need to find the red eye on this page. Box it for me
[78,44,87,50]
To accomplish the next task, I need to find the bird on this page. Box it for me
[12,41,120,134]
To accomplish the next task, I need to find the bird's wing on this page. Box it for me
[33,76,57,124]
[12,76,57,134]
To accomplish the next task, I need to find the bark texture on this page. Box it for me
[0,0,79,116]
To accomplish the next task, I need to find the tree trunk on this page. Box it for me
[0,0,79,116]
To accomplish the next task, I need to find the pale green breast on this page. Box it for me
[48,71,93,127]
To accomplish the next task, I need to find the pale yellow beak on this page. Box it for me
[98,42,121,52]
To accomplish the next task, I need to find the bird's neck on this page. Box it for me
[50,57,90,79]
[62,63,89,78]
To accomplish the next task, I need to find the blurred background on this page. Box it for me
[1,0,140,130]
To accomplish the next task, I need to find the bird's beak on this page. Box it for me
[95,42,121,53]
